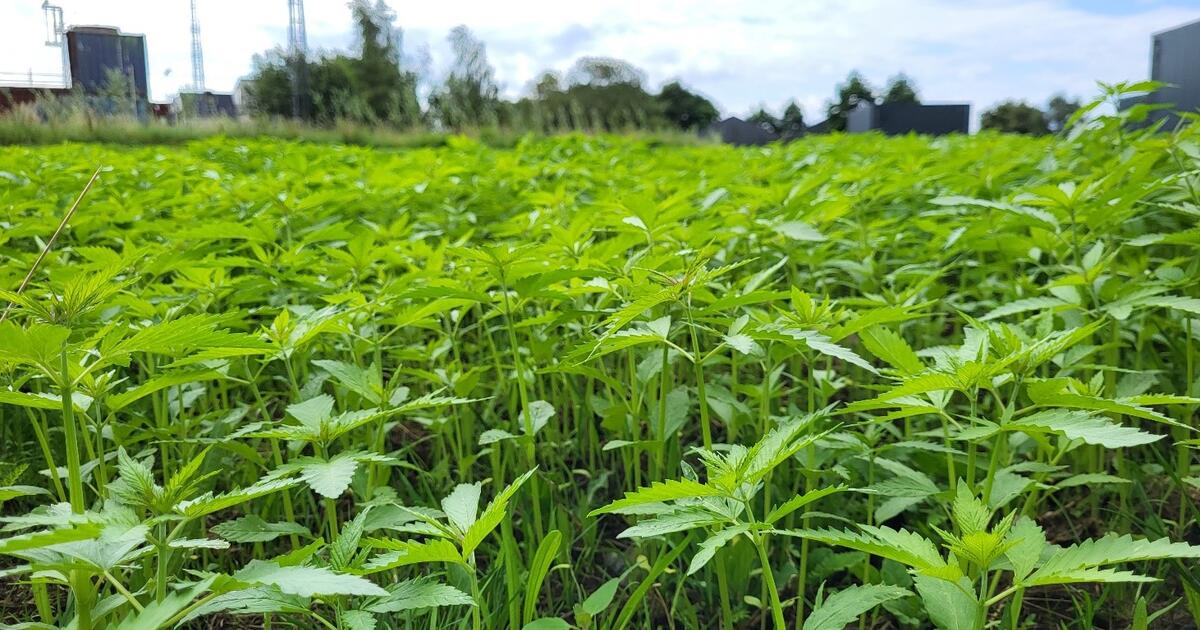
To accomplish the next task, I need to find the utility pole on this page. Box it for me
[190,0,205,91]
[287,0,307,119]
[42,1,69,88]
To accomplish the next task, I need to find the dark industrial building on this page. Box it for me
[66,27,149,100]
[705,117,780,146]
[1123,19,1200,127]
[0,25,152,117]
[173,91,237,118]
[847,101,970,135]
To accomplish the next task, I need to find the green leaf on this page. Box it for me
[1009,409,1162,448]
[522,619,571,630]
[524,529,563,625]
[462,468,536,556]
[441,482,482,533]
[688,525,748,575]
[1026,533,1200,587]
[589,478,723,516]
[176,478,300,518]
[113,577,213,630]
[519,400,556,436]
[580,577,622,616]
[859,326,924,374]
[773,221,826,241]
[981,296,1072,321]
[313,359,382,404]
[233,560,387,597]
[0,524,103,554]
[913,575,981,630]
[362,538,464,573]
[299,455,361,499]
[766,486,844,524]
[211,515,310,543]
[803,584,911,630]
[364,577,474,613]
[617,507,723,539]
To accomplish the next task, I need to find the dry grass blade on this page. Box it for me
[0,165,102,324]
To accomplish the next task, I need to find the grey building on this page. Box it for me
[66,26,149,99]
[1143,18,1200,126]
[173,91,237,118]
[705,117,779,146]
[847,101,970,135]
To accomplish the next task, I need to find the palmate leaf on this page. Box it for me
[803,584,912,630]
[233,559,387,597]
[588,478,723,517]
[364,577,474,613]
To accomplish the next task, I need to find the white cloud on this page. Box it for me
[1,0,1196,120]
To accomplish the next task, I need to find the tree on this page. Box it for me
[566,57,646,88]
[778,101,805,139]
[242,0,419,127]
[882,74,919,104]
[428,25,501,129]
[1046,94,1081,132]
[656,81,718,131]
[348,0,420,126]
[825,71,874,132]
[748,107,780,134]
[981,100,1049,135]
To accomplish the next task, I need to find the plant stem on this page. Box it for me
[753,533,786,630]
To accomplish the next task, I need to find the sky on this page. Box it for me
[2,0,1199,121]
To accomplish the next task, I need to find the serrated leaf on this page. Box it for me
[364,577,474,613]
[211,515,311,543]
[589,478,722,516]
[803,584,911,630]
[233,560,386,597]
[441,483,482,533]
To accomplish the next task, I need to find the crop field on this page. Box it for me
[1,108,1200,629]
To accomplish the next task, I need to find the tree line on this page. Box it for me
[242,0,1081,136]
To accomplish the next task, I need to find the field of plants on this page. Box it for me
[1,91,1199,630]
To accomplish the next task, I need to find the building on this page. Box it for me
[1129,18,1200,127]
[705,117,779,146]
[847,101,970,135]
[1,25,151,117]
[172,91,237,118]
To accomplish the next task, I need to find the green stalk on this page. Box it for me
[60,340,84,513]
[685,303,713,449]
[657,342,670,478]
[753,533,786,630]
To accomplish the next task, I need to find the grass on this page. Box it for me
[0,106,710,150]
[0,84,1198,630]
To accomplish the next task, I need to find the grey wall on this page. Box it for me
[877,103,969,135]
[1150,20,1200,124]
[66,29,149,99]
[846,102,875,133]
